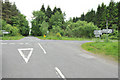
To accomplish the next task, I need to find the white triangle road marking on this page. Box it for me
[18,48,33,63]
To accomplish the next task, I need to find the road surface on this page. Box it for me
[0,36,118,79]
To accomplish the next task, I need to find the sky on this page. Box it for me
[8,0,120,22]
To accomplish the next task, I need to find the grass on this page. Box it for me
[2,36,24,40]
[37,36,95,41]
[81,42,118,60]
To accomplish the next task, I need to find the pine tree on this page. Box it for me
[40,4,45,13]
[53,7,57,15]
[46,6,52,22]
[117,2,120,30]
[80,13,85,21]
[96,3,107,29]
[107,0,118,29]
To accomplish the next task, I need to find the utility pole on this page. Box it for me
[106,20,108,42]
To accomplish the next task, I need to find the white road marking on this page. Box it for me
[38,43,46,54]
[79,53,95,59]
[1,43,7,44]
[55,67,66,80]
[18,48,33,63]
[25,43,29,44]
[9,43,15,45]
[19,43,24,45]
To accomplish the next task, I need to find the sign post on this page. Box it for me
[1,30,10,37]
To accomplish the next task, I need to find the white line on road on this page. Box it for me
[19,43,24,45]
[25,43,29,45]
[1,43,7,44]
[9,43,15,45]
[38,43,46,54]
[55,67,66,80]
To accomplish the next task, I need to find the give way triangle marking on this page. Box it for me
[18,48,33,63]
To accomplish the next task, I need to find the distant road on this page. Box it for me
[1,36,118,79]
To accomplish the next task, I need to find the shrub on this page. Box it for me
[56,33,62,39]
[65,21,98,38]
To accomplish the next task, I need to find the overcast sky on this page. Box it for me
[8,0,119,21]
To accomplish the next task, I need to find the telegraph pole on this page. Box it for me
[106,20,108,42]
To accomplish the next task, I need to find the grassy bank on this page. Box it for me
[2,36,24,40]
[81,42,118,60]
[37,36,95,41]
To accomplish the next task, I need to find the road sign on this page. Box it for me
[18,48,33,63]
[102,29,113,33]
[1,30,10,34]
[94,30,102,35]
[3,32,10,34]
[95,34,100,37]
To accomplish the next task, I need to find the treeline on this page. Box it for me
[1,1,29,36]
[31,5,98,38]
[31,0,119,39]
[73,0,119,30]
[31,5,65,36]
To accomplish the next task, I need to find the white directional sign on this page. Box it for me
[18,48,33,63]
[95,34,100,37]
[102,29,113,33]
[94,30,102,35]
[3,32,10,34]
[1,30,10,34]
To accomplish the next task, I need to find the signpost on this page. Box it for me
[94,29,113,42]
[94,30,102,37]
[102,29,113,33]
[1,30,10,37]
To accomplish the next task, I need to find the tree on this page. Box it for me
[2,1,29,36]
[53,7,57,15]
[84,9,96,24]
[40,21,49,35]
[45,5,52,22]
[117,2,120,29]
[40,4,45,13]
[49,11,64,30]
[107,0,118,29]
[80,13,85,21]
[95,3,107,29]
[31,11,46,36]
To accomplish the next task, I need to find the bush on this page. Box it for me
[108,29,118,40]
[65,21,98,38]
[4,24,19,36]
[56,33,62,39]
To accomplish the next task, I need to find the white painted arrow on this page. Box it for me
[18,48,33,63]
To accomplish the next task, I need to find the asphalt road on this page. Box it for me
[0,36,118,79]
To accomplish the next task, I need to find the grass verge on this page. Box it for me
[2,36,24,40]
[37,36,95,41]
[81,42,118,61]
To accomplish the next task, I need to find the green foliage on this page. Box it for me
[40,21,49,36]
[5,24,19,36]
[31,11,47,36]
[108,29,118,40]
[2,1,29,36]
[2,35,24,40]
[2,2,20,24]
[56,33,62,39]
[65,21,98,38]
[31,7,65,36]
[79,0,119,30]
[82,42,118,60]
[50,26,63,34]
[49,11,64,29]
